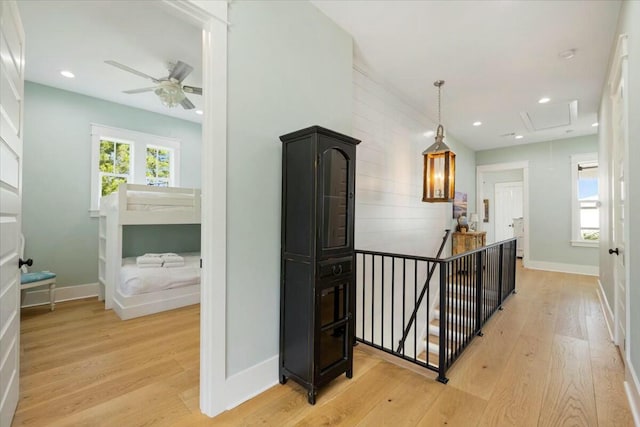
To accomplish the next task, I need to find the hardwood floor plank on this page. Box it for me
[477,334,552,427]
[241,348,382,426]
[13,359,185,426]
[416,386,487,427]
[291,361,414,426]
[445,295,530,400]
[538,335,598,427]
[355,373,445,426]
[50,383,191,427]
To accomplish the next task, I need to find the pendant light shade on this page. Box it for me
[422,80,456,203]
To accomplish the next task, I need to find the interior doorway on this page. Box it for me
[494,181,524,243]
[476,162,529,267]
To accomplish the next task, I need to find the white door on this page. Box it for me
[0,1,25,424]
[494,181,523,243]
[611,66,627,353]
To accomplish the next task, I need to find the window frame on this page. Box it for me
[570,152,599,248]
[90,124,181,216]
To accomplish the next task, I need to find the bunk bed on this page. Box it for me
[98,184,201,320]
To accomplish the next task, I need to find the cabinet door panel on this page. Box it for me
[319,282,347,326]
[321,148,348,249]
[318,322,348,372]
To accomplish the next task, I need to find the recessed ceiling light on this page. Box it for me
[592,122,599,127]
[559,48,577,60]
[515,135,524,140]
[60,70,75,78]
[538,97,550,104]
[473,121,482,127]
[424,130,434,137]
[195,110,203,115]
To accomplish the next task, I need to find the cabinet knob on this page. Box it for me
[332,264,343,276]
[609,248,620,256]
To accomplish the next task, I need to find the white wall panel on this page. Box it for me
[353,68,455,258]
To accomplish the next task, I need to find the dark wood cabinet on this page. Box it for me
[279,126,360,405]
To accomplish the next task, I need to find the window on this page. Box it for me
[571,153,599,247]
[146,146,171,187]
[90,124,180,215]
[99,139,132,196]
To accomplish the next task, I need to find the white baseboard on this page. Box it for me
[21,282,99,307]
[625,361,640,426]
[596,279,615,341]
[526,260,598,276]
[224,355,279,410]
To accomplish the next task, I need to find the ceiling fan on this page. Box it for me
[105,60,202,109]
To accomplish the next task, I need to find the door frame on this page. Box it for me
[160,0,228,417]
[476,161,530,267]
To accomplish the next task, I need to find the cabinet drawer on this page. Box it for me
[318,257,352,279]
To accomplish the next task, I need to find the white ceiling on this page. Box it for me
[313,0,621,150]
[18,0,203,124]
[18,1,621,149]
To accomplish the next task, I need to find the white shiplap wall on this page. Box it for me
[353,66,476,356]
[353,67,452,257]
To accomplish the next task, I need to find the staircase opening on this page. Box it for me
[355,236,517,383]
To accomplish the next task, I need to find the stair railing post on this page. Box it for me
[475,250,484,336]
[498,244,504,304]
[437,260,449,384]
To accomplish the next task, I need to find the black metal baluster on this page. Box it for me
[414,260,417,359]
[402,259,406,356]
[391,257,395,355]
[371,255,375,345]
[381,256,385,349]
[362,254,366,341]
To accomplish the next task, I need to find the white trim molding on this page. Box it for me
[158,0,229,418]
[526,261,598,277]
[21,282,99,307]
[625,363,640,427]
[157,0,228,418]
[596,279,614,341]
[224,355,279,410]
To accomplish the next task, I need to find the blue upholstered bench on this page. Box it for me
[21,271,56,311]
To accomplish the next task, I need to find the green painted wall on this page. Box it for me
[22,82,201,286]
[225,0,353,376]
[122,225,201,258]
[476,134,599,267]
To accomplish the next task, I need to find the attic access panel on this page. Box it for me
[520,100,578,131]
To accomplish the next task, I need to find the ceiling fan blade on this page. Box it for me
[123,87,156,94]
[180,97,195,110]
[169,61,193,83]
[182,85,202,95]
[105,60,160,83]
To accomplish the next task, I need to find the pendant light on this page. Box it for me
[422,80,456,203]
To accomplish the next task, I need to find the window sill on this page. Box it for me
[570,240,598,248]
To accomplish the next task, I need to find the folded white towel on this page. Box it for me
[138,262,162,268]
[163,261,185,268]
[162,254,184,264]
[137,254,163,265]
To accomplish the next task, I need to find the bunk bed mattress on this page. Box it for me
[119,254,200,296]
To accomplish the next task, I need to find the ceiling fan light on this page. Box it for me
[154,81,185,108]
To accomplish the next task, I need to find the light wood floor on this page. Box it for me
[13,265,634,426]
